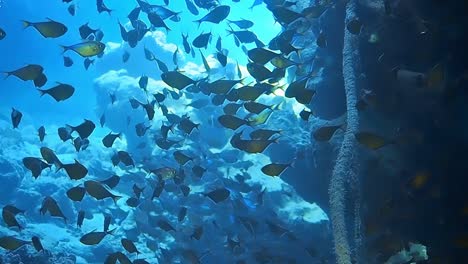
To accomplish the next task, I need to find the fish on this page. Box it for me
[354,132,390,150]
[250,129,281,140]
[118,151,134,167]
[139,75,148,91]
[199,50,211,73]
[218,115,250,130]
[152,180,165,199]
[204,188,230,203]
[102,132,121,148]
[185,0,199,15]
[248,48,280,65]
[67,119,96,139]
[160,123,174,139]
[121,238,140,255]
[31,236,44,252]
[0,27,6,40]
[80,228,115,246]
[22,19,68,38]
[126,197,139,208]
[104,214,112,232]
[40,196,67,222]
[299,109,313,121]
[63,56,73,67]
[11,108,22,129]
[100,175,120,189]
[178,207,187,222]
[271,6,303,25]
[228,19,254,29]
[84,58,94,70]
[40,147,63,170]
[33,73,48,88]
[192,32,212,49]
[3,64,43,81]
[271,56,298,69]
[96,0,112,14]
[3,205,24,216]
[182,33,191,54]
[313,125,342,141]
[122,50,130,63]
[100,113,106,127]
[161,71,196,90]
[247,62,273,82]
[192,165,206,178]
[244,101,272,114]
[79,23,98,39]
[77,210,85,228]
[61,41,105,57]
[68,4,76,16]
[133,183,145,199]
[180,185,190,197]
[224,103,242,115]
[261,163,292,177]
[38,83,75,102]
[0,236,30,251]
[173,151,193,166]
[194,5,230,26]
[247,109,274,126]
[347,19,363,35]
[155,58,169,73]
[22,157,51,179]
[84,180,122,203]
[63,159,88,180]
[66,185,86,202]
[135,123,151,137]
[2,209,22,229]
[148,12,171,31]
[157,219,176,232]
[58,127,73,142]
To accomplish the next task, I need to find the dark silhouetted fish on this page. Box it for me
[31,236,44,252]
[67,119,96,139]
[11,108,22,129]
[38,83,75,102]
[63,159,88,180]
[102,132,121,148]
[40,196,67,222]
[204,188,230,203]
[22,157,51,179]
[118,151,134,167]
[161,71,195,90]
[3,64,43,81]
[66,185,86,202]
[22,19,68,38]
[194,5,230,26]
[192,32,211,49]
[84,180,121,203]
[63,56,73,67]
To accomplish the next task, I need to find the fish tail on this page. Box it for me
[55,160,64,173]
[21,20,31,29]
[37,89,46,97]
[59,45,70,55]
[112,195,122,204]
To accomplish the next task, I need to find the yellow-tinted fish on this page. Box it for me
[313,125,342,141]
[236,138,278,153]
[218,115,250,130]
[261,163,292,177]
[22,19,68,38]
[173,150,193,166]
[355,132,389,150]
[62,41,105,57]
[247,109,273,126]
[0,236,30,251]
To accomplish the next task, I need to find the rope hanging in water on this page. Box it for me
[328,0,361,263]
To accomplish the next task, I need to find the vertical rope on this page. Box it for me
[328,0,360,263]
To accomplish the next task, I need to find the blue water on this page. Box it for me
[0,0,334,263]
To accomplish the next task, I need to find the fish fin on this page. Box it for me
[107,227,117,235]
[37,89,46,97]
[54,160,64,173]
[112,195,122,204]
[59,45,70,55]
[21,20,32,28]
